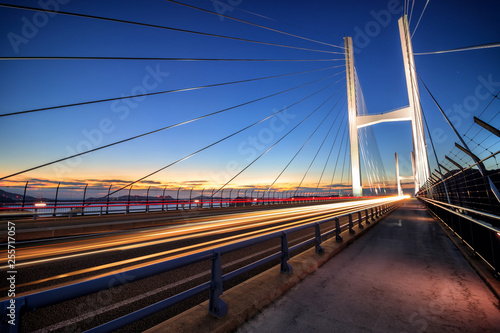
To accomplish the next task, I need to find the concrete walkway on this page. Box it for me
[236,199,500,333]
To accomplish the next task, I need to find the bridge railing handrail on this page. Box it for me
[418,197,500,233]
[418,196,500,280]
[1,200,402,333]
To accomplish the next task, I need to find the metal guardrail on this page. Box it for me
[418,197,500,278]
[1,182,370,220]
[0,201,401,332]
[0,195,372,220]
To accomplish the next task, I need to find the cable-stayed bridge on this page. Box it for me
[0,1,499,332]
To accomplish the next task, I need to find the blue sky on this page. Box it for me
[1,0,499,195]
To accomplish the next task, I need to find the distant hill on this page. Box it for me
[0,189,176,204]
[0,189,38,203]
[87,195,175,202]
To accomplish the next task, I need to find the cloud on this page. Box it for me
[138,180,162,185]
[85,178,131,184]
[0,178,88,187]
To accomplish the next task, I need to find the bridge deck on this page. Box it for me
[236,199,500,332]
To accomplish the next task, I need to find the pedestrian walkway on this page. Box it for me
[236,199,500,333]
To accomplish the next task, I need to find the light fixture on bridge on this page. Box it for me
[34,203,47,207]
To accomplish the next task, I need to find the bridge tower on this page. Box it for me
[345,15,430,196]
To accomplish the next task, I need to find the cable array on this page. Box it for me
[416,72,500,212]
[2,0,497,204]
[415,41,500,56]
[108,76,346,197]
[0,1,353,195]
[166,0,345,50]
[0,3,341,55]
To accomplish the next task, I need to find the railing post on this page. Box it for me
[211,189,214,209]
[335,217,343,241]
[176,187,181,210]
[209,249,228,318]
[365,209,370,224]
[314,223,324,254]
[106,185,112,214]
[358,211,364,229]
[161,186,167,211]
[348,214,355,234]
[81,184,88,216]
[280,232,293,274]
[21,181,28,209]
[53,182,60,217]
[200,188,205,209]
[127,186,133,214]
[371,207,375,221]
[189,187,193,210]
[220,189,224,208]
[146,186,151,212]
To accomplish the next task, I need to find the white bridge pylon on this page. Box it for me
[345,15,430,197]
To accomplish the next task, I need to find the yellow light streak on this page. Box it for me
[1,196,405,293]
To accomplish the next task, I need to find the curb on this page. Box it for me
[145,206,398,333]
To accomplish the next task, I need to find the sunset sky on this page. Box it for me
[1,0,499,196]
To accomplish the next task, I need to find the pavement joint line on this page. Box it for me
[144,204,401,333]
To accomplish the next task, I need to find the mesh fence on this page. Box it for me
[418,109,500,218]
[0,184,352,218]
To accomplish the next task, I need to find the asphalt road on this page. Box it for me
[0,197,403,332]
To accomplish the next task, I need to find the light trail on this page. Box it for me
[30,241,305,333]
[5,198,391,264]
[7,205,354,289]
[1,197,404,294]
